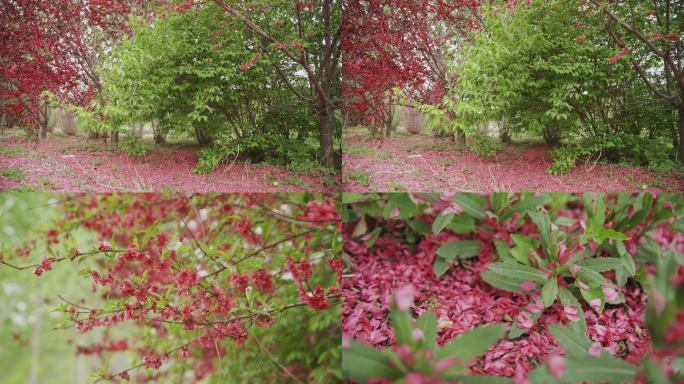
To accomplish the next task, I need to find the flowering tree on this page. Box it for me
[0,193,342,382]
[0,0,132,139]
[341,192,684,383]
[341,0,480,136]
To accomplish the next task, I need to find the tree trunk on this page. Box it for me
[455,129,466,146]
[111,130,119,144]
[499,118,511,143]
[385,103,393,138]
[319,109,335,168]
[679,106,684,163]
[28,312,42,384]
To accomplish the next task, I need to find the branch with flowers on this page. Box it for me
[1,193,343,383]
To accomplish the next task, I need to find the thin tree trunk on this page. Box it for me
[28,312,42,384]
[679,106,684,163]
[319,108,334,168]
[455,129,466,146]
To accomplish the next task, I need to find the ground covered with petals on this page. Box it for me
[0,133,338,192]
[343,129,683,193]
[341,196,684,381]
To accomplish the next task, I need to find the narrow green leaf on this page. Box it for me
[433,213,455,234]
[390,308,413,346]
[480,271,523,292]
[540,278,558,307]
[548,324,592,356]
[434,258,449,278]
[578,258,624,273]
[488,262,548,283]
[342,340,399,382]
[415,311,438,351]
[437,240,481,260]
[437,324,506,362]
[452,194,486,220]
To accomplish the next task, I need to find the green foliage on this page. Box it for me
[119,135,148,157]
[467,133,501,158]
[549,134,678,175]
[101,3,320,150]
[430,0,679,169]
[193,135,320,174]
[0,167,22,181]
[342,302,508,382]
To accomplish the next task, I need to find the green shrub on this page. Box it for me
[119,135,148,157]
[468,133,501,158]
[193,135,320,174]
[549,134,677,175]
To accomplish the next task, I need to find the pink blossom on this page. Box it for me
[589,299,602,312]
[515,312,534,330]
[519,281,536,291]
[412,328,424,342]
[569,265,581,277]
[548,355,566,378]
[342,333,352,348]
[442,202,463,215]
[563,306,580,322]
[388,207,400,219]
[602,284,619,302]
[433,357,459,372]
[575,279,589,290]
[525,298,545,314]
[394,285,415,311]
[588,342,602,356]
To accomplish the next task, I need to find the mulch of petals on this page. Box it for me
[343,232,651,378]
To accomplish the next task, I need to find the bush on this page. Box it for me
[468,133,501,158]
[120,135,148,157]
[193,135,320,174]
[549,134,677,175]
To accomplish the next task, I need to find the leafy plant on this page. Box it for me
[343,287,509,383]
[467,132,501,158]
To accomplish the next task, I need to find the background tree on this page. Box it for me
[0,0,132,141]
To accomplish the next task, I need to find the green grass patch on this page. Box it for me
[0,167,22,182]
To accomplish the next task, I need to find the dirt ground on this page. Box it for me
[0,132,338,192]
[342,128,684,193]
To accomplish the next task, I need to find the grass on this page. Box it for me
[283,176,305,186]
[0,167,22,182]
[345,170,371,186]
[0,145,29,157]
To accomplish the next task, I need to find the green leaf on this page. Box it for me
[415,311,438,351]
[510,195,551,214]
[578,257,624,273]
[548,324,592,356]
[383,194,419,220]
[494,239,514,263]
[437,324,506,362]
[434,257,449,278]
[342,340,399,382]
[488,262,548,283]
[491,192,509,214]
[389,307,413,346]
[433,213,455,234]
[452,194,486,220]
[540,278,558,307]
[437,240,481,260]
[595,227,630,242]
[480,271,523,292]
